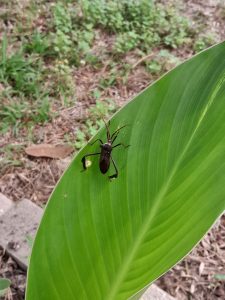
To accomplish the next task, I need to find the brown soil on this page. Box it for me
[0,248,26,300]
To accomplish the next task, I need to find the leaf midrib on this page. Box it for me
[106,75,225,300]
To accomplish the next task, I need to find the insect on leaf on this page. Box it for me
[26,41,225,300]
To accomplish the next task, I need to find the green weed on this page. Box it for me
[51,2,73,59]
[145,50,181,75]
[0,95,51,134]
[24,31,50,56]
[79,0,192,53]
[3,55,40,96]
[194,33,218,52]
[0,144,23,175]
[0,0,218,135]
[71,98,118,150]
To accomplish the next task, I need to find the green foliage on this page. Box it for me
[99,74,117,89]
[0,35,52,132]
[0,278,10,297]
[51,2,73,58]
[89,98,117,119]
[48,58,76,102]
[0,36,56,132]
[0,144,23,174]
[0,94,51,134]
[50,2,94,64]
[73,98,118,149]
[26,41,225,300]
[24,31,50,56]
[0,45,41,97]
[145,50,181,75]
[73,119,103,150]
[0,0,219,134]
[73,129,86,150]
[214,274,225,281]
[80,0,192,52]
[194,33,217,52]
[114,31,140,53]
[146,60,162,74]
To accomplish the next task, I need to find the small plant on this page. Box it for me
[0,278,11,297]
[162,6,192,48]
[73,98,117,149]
[99,74,117,89]
[0,0,207,135]
[89,100,112,119]
[214,274,225,281]
[0,50,42,97]
[74,120,103,150]
[146,60,162,75]
[0,93,52,134]
[23,31,50,56]
[51,2,73,59]
[0,144,23,175]
[114,31,139,53]
[48,58,76,104]
[145,50,181,75]
[50,2,94,65]
[194,33,217,52]
[79,0,192,54]
[74,129,86,150]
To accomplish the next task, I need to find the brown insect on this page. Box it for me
[81,120,129,179]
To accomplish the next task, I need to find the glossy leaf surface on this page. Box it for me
[26,42,225,300]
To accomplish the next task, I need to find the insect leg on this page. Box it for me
[90,139,103,146]
[111,132,119,144]
[81,152,101,170]
[109,156,118,179]
[112,143,130,149]
[103,118,111,140]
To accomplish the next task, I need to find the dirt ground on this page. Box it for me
[0,248,26,300]
[1,0,225,299]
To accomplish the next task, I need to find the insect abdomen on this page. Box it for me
[99,152,110,174]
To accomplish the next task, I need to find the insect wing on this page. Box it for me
[99,151,110,174]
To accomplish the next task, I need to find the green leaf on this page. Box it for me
[0,278,10,296]
[214,274,225,281]
[26,41,225,299]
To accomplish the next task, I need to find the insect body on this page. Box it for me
[99,143,112,174]
[81,120,129,179]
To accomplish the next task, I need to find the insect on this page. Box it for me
[81,120,129,179]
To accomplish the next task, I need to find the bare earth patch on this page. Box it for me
[157,216,225,299]
[0,247,26,300]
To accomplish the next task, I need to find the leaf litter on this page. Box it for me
[25,144,74,159]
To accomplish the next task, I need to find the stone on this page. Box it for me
[0,197,43,270]
[0,193,13,217]
[141,284,175,300]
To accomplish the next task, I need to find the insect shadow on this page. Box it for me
[81,120,130,179]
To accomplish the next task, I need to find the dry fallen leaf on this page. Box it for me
[199,262,205,276]
[25,144,74,159]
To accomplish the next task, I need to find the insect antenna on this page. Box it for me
[103,118,111,141]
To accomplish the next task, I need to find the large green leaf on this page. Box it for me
[26,42,225,300]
